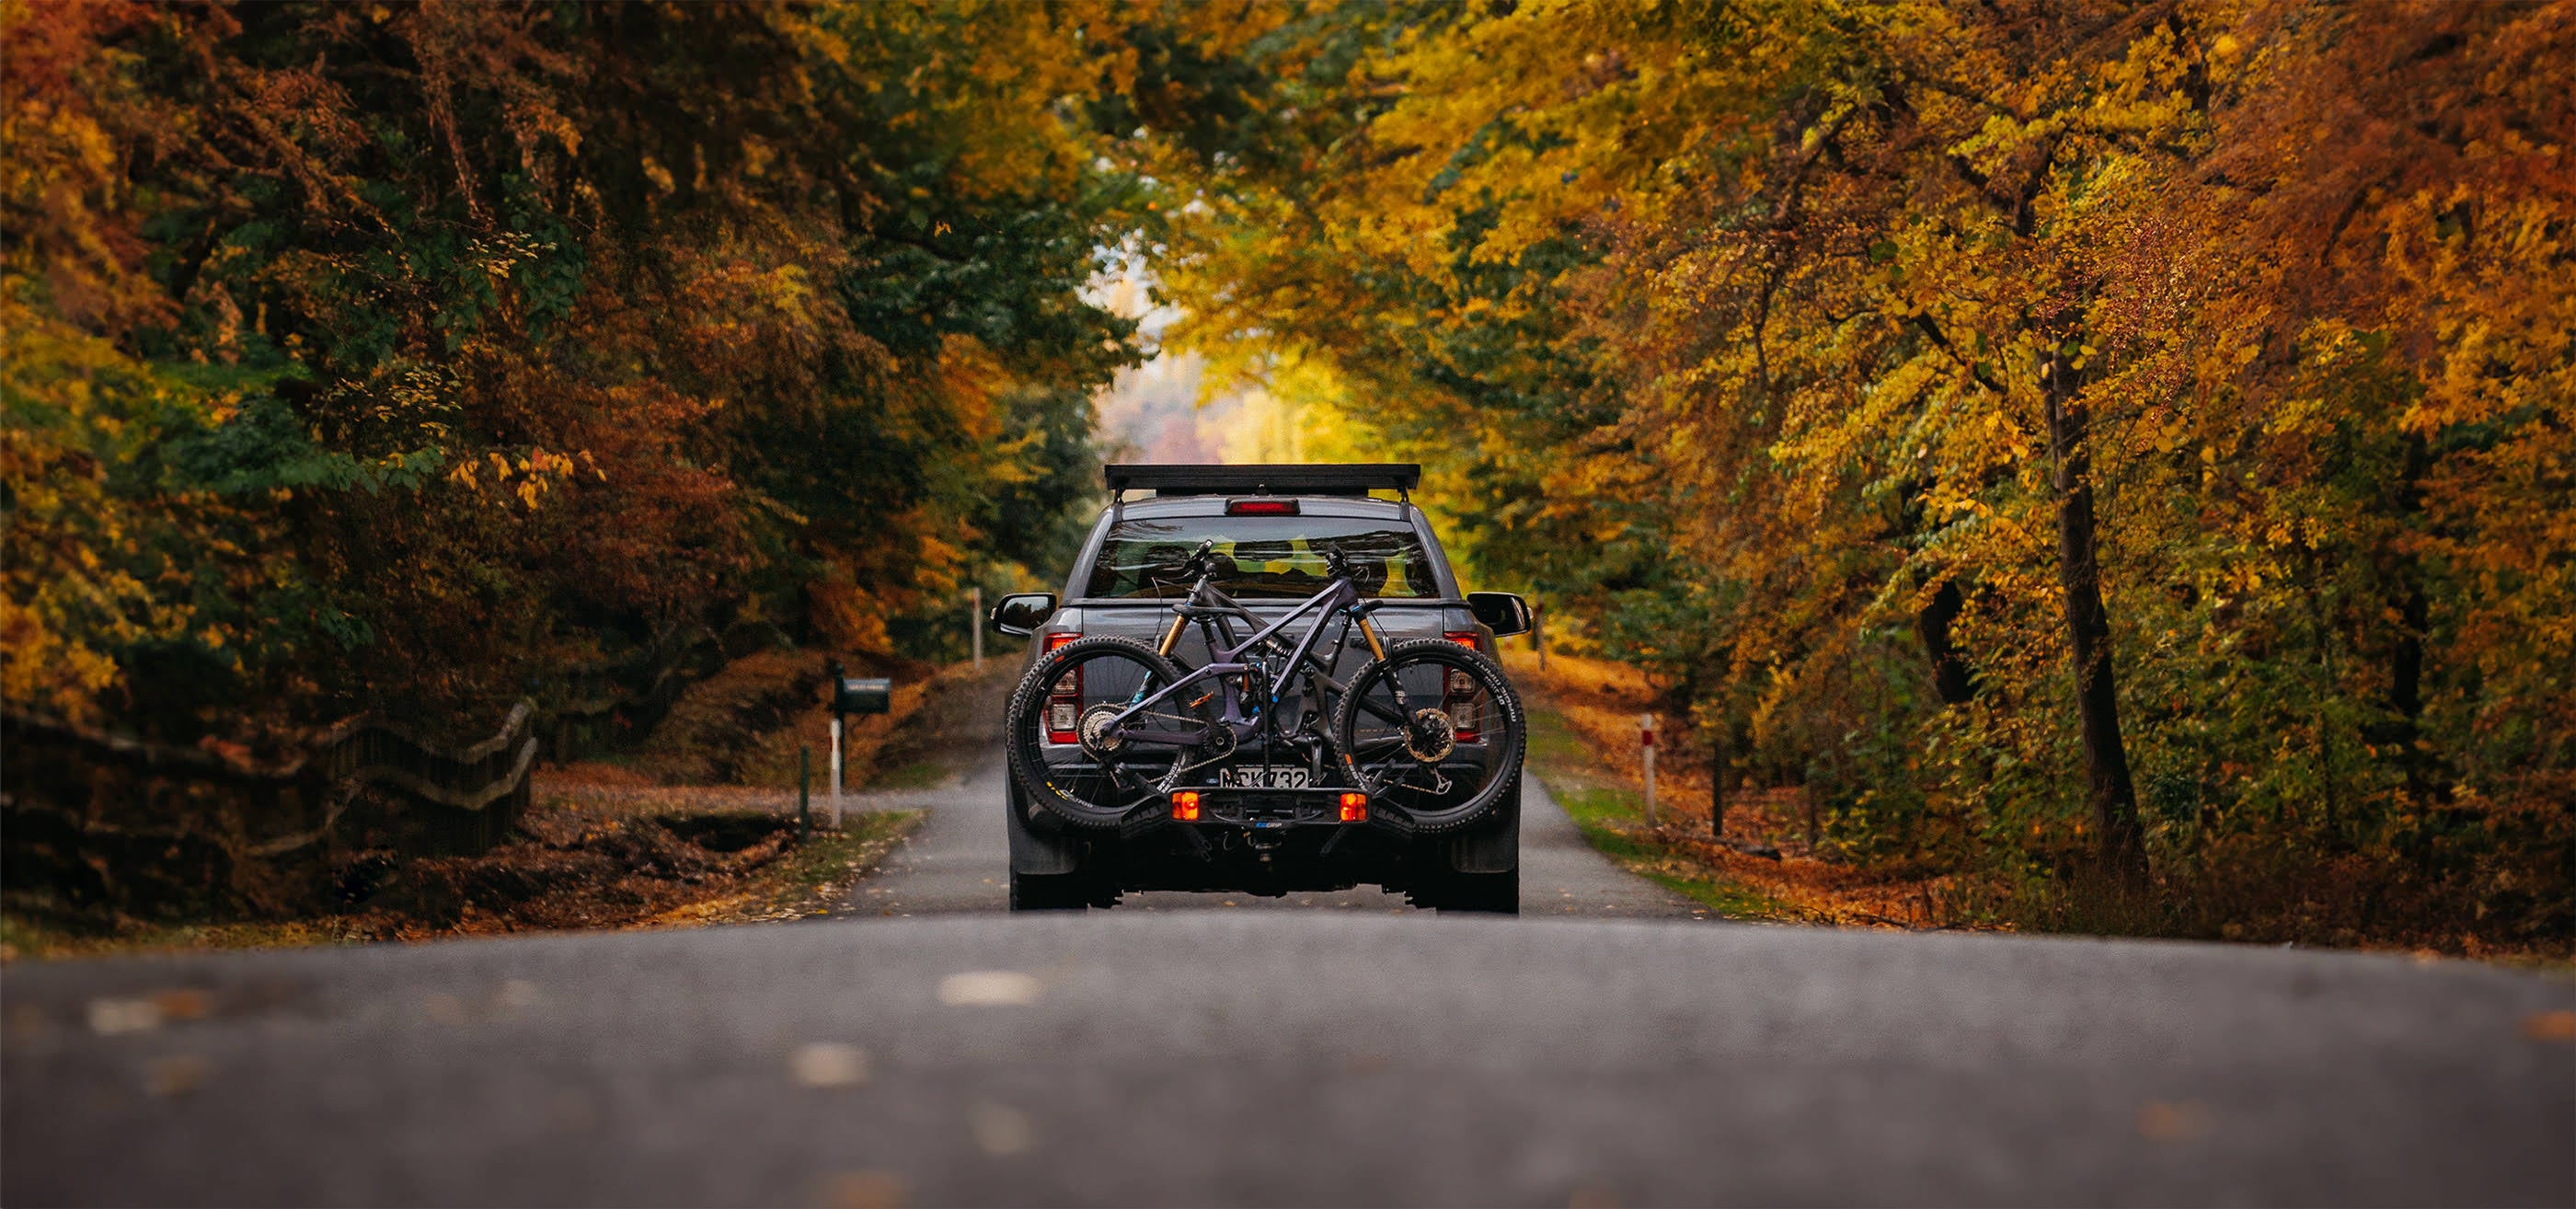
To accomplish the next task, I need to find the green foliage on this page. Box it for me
[3,0,1139,734]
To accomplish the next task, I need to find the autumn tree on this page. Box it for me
[1136,0,2574,943]
[4,0,1140,736]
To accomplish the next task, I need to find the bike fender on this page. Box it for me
[1447,768,1523,873]
[1005,780,1084,874]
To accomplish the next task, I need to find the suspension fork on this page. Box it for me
[1358,616,1388,660]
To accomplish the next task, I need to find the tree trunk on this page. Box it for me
[2379,435,2438,801]
[2042,353,2146,881]
[1916,576,1977,706]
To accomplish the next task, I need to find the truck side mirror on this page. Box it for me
[989,592,1058,637]
[1467,592,1533,638]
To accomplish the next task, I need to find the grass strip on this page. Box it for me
[1524,701,1803,921]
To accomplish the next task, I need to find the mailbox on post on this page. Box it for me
[834,675,891,716]
[822,661,892,830]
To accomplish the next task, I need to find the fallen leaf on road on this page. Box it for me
[494,980,542,1012]
[148,989,211,1021]
[87,998,160,1035]
[937,971,1039,1007]
[2137,1100,2211,1141]
[2524,1010,2576,1042]
[144,1054,208,1097]
[789,1042,871,1088]
[968,1101,1033,1157]
[819,1169,907,1209]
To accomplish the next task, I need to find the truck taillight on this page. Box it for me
[1045,632,1081,743]
[1442,631,1482,743]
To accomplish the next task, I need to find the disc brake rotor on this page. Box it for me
[1406,708,1457,762]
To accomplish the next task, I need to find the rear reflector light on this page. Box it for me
[1442,633,1482,743]
[1046,631,1081,743]
[1338,792,1368,823]
[1225,499,1300,515]
[1171,790,1202,822]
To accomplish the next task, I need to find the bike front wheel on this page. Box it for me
[1332,639,1525,833]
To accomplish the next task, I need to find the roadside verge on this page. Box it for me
[1505,649,1988,929]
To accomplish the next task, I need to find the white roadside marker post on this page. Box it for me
[970,586,983,670]
[1640,713,1659,826]
[828,715,844,831]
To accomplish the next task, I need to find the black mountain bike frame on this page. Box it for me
[1092,547,1395,753]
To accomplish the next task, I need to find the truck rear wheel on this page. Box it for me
[1008,869,1102,912]
[1434,868,1520,915]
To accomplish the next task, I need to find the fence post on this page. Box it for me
[1534,601,1547,671]
[799,745,811,842]
[828,716,844,831]
[1640,712,1658,826]
[971,586,983,670]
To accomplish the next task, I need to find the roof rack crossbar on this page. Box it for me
[1103,463,1420,501]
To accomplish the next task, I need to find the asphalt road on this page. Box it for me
[6,911,2570,1206]
[6,729,2571,1205]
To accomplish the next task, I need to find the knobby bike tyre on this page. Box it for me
[1005,636,1206,829]
[1332,638,1526,835]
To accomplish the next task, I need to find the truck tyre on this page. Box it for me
[1008,869,1095,912]
[1434,868,1520,915]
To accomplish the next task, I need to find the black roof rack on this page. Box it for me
[1104,463,1420,499]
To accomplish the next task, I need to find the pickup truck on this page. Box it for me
[986,463,1533,913]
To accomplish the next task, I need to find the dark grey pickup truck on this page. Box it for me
[985,464,1533,913]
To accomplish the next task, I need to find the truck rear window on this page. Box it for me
[1084,516,1440,599]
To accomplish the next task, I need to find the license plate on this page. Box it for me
[1220,766,1310,789]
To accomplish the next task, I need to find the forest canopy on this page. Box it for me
[5,0,2569,947]
[1124,0,2575,945]
[4,0,1147,735]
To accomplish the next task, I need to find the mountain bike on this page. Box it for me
[1004,539,1524,835]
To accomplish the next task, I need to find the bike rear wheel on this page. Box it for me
[1332,639,1525,834]
[1006,637,1211,828]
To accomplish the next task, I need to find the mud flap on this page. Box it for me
[1446,769,1522,874]
[1004,780,1083,875]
